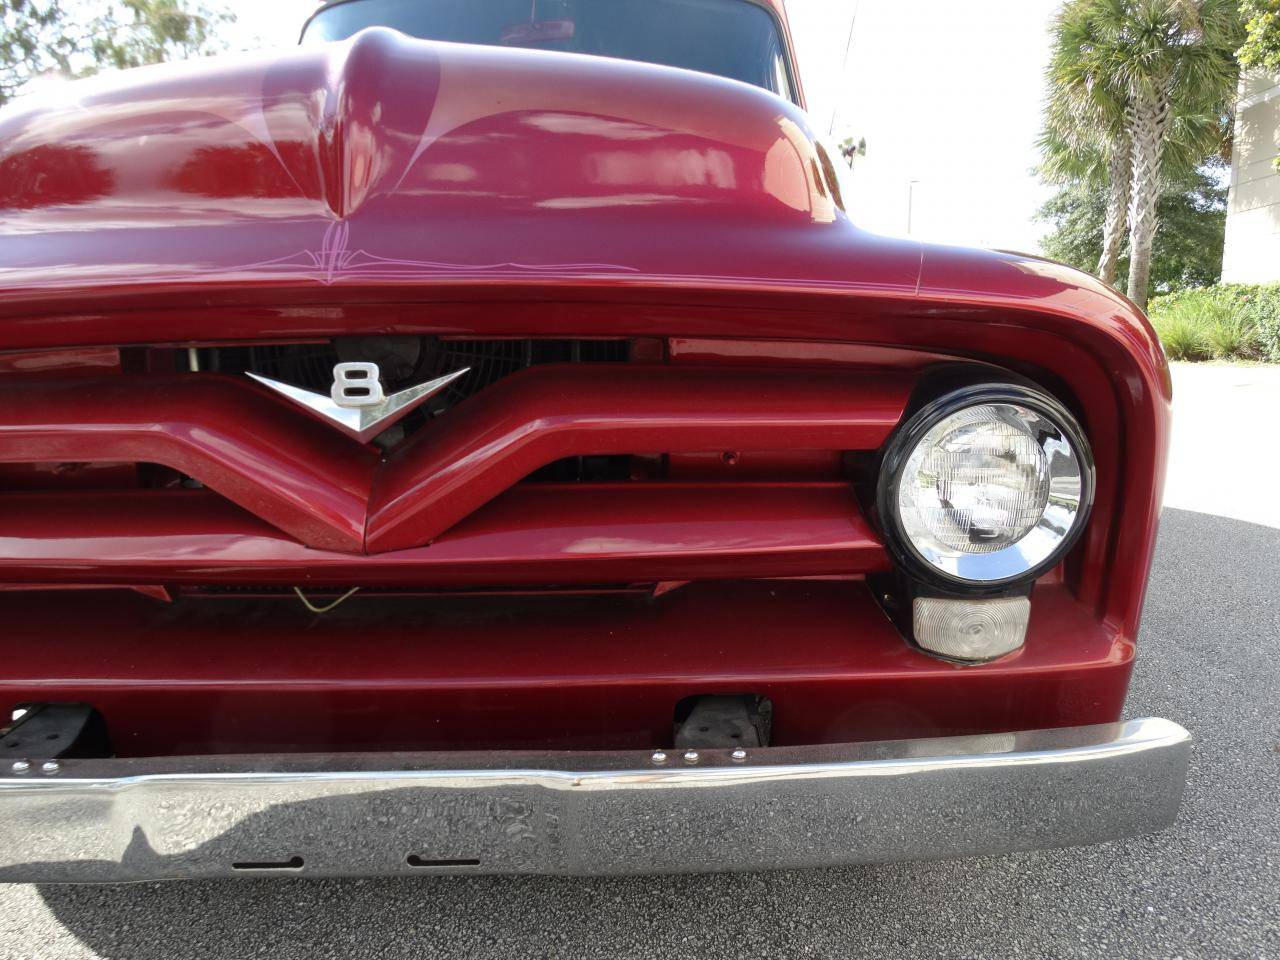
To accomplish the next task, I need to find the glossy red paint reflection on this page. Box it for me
[0,346,120,375]
[0,28,852,299]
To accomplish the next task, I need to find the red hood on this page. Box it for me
[0,25,1156,374]
[0,29,889,290]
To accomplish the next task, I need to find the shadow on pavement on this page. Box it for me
[31,508,1280,960]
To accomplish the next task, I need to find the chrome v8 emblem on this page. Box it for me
[248,362,469,443]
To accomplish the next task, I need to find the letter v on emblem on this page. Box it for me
[248,363,470,443]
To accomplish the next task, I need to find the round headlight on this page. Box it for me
[878,384,1093,588]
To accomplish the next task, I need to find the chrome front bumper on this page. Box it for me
[0,718,1189,882]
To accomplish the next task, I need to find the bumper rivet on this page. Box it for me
[41,761,60,774]
[650,751,667,764]
[682,750,699,764]
[10,761,30,774]
[731,748,748,761]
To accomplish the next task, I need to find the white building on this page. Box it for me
[1222,71,1280,283]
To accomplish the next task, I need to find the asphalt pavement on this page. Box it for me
[1,364,1276,959]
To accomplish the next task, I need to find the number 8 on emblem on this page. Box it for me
[331,362,385,408]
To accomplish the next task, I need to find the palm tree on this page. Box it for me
[1040,119,1134,287]
[1044,2,1133,286]
[1040,96,1228,288]
[1043,0,1242,310]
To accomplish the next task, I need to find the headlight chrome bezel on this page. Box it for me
[876,382,1095,592]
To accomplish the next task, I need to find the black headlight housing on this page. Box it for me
[875,378,1095,596]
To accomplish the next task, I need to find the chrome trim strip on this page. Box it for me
[0,718,1189,882]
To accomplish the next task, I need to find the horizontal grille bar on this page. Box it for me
[0,374,375,551]
[0,483,888,586]
[368,364,911,551]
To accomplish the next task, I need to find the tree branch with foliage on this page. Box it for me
[1,0,234,107]
[1238,0,1280,71]
[1038,167,1228,297]
[1239,0,1280,174]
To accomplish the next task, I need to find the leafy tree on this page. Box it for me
[1038,167,1227,298]
[838,135,867,169]
[1239,0,1280,174]
[1042,0,1242,311]
[1,0,233,106]
[1238,0,1280,71]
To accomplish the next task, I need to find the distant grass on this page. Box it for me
[1148,284,1280,363]
[1154,310,1212,361]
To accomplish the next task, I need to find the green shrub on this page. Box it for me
[1152,310,1212,361]
[1147,283,1280,362]
[1253,289,1280,362]
[1205,311,1258,360]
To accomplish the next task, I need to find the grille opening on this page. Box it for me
[231,856,304,871]
[183,584,653,602]
[528,453,637,483]
[195,337,633,408]
[406,856,481,868]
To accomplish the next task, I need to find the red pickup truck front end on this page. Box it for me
[0,18,1185,880]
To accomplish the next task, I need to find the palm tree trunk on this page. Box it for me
[1097,136,1131,286]
[1125,92,1171,311]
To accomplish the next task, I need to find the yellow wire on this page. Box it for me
[293,586,360,614]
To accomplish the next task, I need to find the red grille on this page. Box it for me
[0,341,910,587]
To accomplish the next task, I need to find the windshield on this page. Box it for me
[301,0,795,102]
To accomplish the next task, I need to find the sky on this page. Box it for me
[787,0,1059,253]
[224,0,1059,254]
